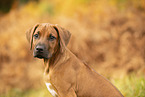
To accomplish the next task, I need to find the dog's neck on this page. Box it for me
[43,47,69,74]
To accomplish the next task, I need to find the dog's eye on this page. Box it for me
[34,34,39,39]
[49,34,56,41]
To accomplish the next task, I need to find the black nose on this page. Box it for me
[35,45,45,52]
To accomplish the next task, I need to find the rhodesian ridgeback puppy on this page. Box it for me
[26,23,124,97]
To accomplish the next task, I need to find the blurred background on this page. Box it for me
[0,0,145,97]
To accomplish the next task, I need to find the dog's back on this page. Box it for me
[67,51,123,97]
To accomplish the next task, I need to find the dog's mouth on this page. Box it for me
[33,51,49,59]
[34,54,45,59]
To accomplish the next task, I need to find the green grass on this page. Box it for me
[0,88,52,97]
[1,75,145,97]
[112,74,145,97]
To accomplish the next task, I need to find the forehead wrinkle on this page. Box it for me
[42,25,53,38]
[39,27,46,37]
[35,25,45,33]
[36,24,57,37]
[49,26,58,36]
[45,26,57,37]
[39,25,50,37]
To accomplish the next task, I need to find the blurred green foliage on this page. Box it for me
[0,0,14,13]
[113,74,145,97]
[0,0,144,13]
[0,88,51,97]
[0,75,144,97]
[0,0,39,13]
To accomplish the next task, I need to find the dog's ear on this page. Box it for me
[26,24,39,50]
[52,25,71,51]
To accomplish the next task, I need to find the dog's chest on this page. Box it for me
[44,73,58,97]
[45,82,58,97]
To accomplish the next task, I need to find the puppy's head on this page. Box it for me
[26,23,71,59]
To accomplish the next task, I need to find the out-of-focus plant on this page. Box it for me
[112,74,145,97]
[0,0,14,13]
[110,0,145,11]
[0,0,39,13]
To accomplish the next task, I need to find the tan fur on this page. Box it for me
[26,23,124,97]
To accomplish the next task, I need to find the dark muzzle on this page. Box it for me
[33,44,48,59]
